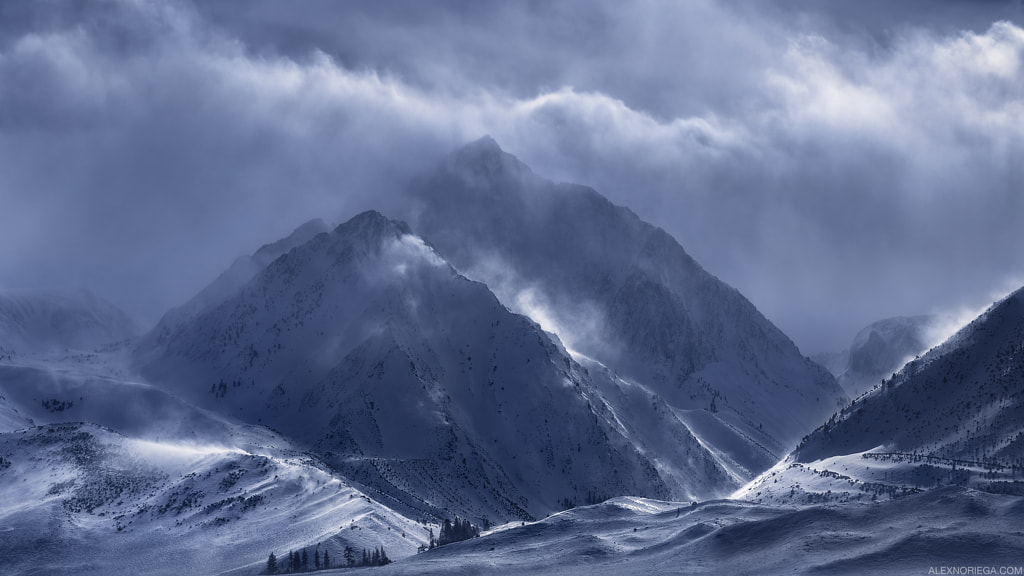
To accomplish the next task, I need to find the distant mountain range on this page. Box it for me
[0,290,138,356]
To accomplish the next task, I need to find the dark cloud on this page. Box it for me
[1,0,1023,354]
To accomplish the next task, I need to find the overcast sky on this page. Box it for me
[2,0,1023,354]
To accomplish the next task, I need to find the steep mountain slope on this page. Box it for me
[136,211,697,522]
[406,137,845,480]
[145,218,331,344]
[737,287,1024,504]
[813,315,937,398]
[0,290,138,355]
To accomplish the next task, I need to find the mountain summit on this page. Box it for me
[407,138,846,481]
[138,138,846,519]
[137,210,678,521]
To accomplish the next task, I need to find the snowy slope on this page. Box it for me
[813,315,937,398]
[738,287,1024,505]
[406,136,845,481]
[0,391,32,432]
[136,211,684,523]
[0,349,431,576]
[0,421,430,576]
[0,290,139,355]
[339,488,1024,576]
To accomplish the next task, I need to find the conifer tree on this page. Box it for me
[314,549,320,570]
[302,549,308,571]
[344,546,355,566]
[266,553,277,574]
[440,519,453,545]
[323,550,330,570]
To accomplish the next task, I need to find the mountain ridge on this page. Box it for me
[736,285,1024,505]
[136,209,689,522]
[407,137,846,477]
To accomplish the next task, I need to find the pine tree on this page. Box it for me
[380,546,391,565]
[323,550,330,570]
[314,549,320,570]
[362,548,369,566]
[302,549,308,571]
[440,519,453,545]
[266,553,277,574]
[344,546,355,566]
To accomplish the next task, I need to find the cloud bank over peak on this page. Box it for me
[1,0,1022,353]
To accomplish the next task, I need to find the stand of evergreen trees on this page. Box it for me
[428,516,480,549]
[265,545,390,573]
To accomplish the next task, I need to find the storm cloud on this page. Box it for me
[1,0,1023,354]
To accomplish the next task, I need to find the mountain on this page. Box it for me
[136,210,690,522]
[405,136,846,482]
[812,315,937,398]
[0,290,139,355]
[144,218,331,345]
[737,286,1024,504]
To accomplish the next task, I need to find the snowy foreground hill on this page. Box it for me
[0,350,428,576]
[2,139,1023,575]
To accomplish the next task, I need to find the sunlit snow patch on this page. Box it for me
[127,438,246,463]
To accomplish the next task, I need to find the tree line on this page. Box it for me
[265,545,390,573]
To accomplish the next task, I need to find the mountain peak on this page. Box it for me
[334,210,411,240]
[463,134,501,154]
[440,136,534,190]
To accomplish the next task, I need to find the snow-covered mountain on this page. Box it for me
[136,210,697,522]
[737,286,1024,504]
[406,137,846,482]
[812,315,937,398]
[0,290,138,356]
[5,137,1022,575]
[145,218,331,345]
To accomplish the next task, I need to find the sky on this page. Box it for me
[2,0,1024,354]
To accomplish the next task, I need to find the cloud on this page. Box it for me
[1,0,1022,355]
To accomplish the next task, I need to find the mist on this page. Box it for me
[2,0,1023,353]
